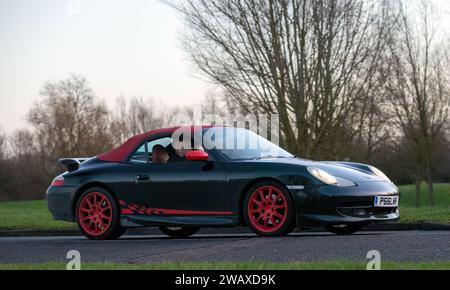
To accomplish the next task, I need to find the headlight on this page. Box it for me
[368,166,391,182]
[307,167,338,185]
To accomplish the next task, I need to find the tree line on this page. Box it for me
[0,74,216,201]
[0,0,448,206]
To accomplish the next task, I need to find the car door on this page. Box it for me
[129,137,228,214]
[135,160,228,213]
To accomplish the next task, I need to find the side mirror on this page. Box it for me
[186,150,209,161]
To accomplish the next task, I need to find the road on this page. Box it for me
[1,231,449,264]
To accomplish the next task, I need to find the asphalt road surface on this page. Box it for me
[1,231,449,264]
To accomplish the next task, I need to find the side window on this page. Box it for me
[129,143,149,164]
[130,137,172,164]
[147,138,172,155]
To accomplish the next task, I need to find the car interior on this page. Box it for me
[129,137,203,164]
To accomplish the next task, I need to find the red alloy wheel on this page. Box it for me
[78,192,113,237]
[247,186,288,233]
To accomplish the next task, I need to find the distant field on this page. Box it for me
[0,183,449,230]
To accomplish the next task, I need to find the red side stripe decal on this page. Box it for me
[121,209,134,215]
[119,200,233,216]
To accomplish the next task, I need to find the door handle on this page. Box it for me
[136,174,150,183]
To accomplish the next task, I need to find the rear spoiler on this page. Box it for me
[59,158,90,172]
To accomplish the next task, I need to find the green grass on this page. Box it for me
[1,261,450,270]
[398,207,450,223]
[398,183,450,223]
[399,183,450,207]
[0,183,449,231]
[0,200,75,230]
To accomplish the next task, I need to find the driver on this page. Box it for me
[152,145,169,164]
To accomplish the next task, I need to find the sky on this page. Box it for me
[0,0,210,133]
[0,0,449,133]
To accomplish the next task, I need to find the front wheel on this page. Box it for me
[159,227,200,238]
[325,224,364,235]
[76,188,125,240]
[244,182,295,237]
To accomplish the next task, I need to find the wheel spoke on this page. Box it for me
[272,193,281,204]
[81,216,91,221]
[85,198,93,209]
[258,190,266,202]
[100,214,111,221]
[273,204,286,210]
[100,207,111,215]
[255,215,264,223]
[252,199,263,207]
[272,212,283,220]
[250,208,262,214]
[263,217,269,228]
[81,208,90,214]
[93,193,99,207]
[99,222,106,231]
[100,195,106,204]
[267,187,273,202]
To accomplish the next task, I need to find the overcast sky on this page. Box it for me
[0,0,449,133]
[0,0,210,133]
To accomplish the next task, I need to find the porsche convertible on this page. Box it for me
[47,126,400,240]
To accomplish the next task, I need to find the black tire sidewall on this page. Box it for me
[244,181,295,237]
[75,187,124,240]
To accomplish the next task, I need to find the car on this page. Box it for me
[47,126,400,240]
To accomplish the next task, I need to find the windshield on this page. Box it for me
[203,127,293,161]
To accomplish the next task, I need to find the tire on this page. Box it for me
[325,224,364,235]
[159,227,200,238]
[244,181,295,237]
[76,187,126,240]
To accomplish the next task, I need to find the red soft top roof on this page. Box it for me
[98,125,214,162]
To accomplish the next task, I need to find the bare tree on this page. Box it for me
[27,74,115,175]
[6,129,49,200]
[0,131,8,201]
[382,0,450,206]
[110,96,164,143]
[167,0,399,160]
[0,130,5,160]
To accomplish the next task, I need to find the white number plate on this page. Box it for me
[374,196,399,207]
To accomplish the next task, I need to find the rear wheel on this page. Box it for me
[244,182,295,237]
[325,224,364,235]
[159,227,200,238]
[76,188,125,240]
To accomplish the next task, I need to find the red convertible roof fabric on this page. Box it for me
[97,125,214,162]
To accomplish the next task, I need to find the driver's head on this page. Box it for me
[152,145,169,164]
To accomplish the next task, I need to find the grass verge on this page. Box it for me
[0,200,75,230]
[1,261,450,270]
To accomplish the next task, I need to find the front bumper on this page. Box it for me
[290,181,400,227]
[46,186,78,222]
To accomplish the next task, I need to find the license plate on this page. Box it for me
[374,196,399,207]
